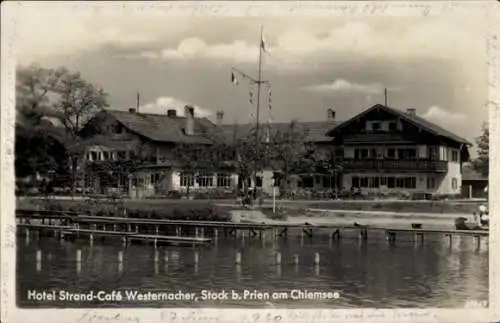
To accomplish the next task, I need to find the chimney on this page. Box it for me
[216,110,224,125]
[167,109,177,117]
[128,108,136,113]
[406,108,416,117]
[327,108,336,120]
[184,105,195,135]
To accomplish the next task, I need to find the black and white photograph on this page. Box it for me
[1,1,499,322]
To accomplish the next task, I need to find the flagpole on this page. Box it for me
[254,25,264,192]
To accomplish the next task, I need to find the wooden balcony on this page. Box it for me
[341,159,448,173]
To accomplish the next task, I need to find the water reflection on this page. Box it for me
[17,230,488,308]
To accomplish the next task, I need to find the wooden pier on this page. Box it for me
[15,209,488,247]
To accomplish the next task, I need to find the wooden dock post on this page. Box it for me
[293,254,299,265]
[313,252,320,266]
[474,235,481,251]
[275,252,282,265]
[36,249,42,263]
[235,251,242,265]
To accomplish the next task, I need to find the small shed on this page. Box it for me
[461,165,488,198]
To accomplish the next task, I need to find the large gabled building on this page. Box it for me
[78,103,472,198]
[326,104,472,195]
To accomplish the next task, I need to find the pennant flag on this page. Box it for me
[268,88,272,110]
[249,91,254,104]
[231,72,238,85]
[261,36,268,53]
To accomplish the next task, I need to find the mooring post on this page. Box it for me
[293,254,299,265]
[235,251,242,265]
[474,235,481,251]
[275,252,282,265]
[313,252,320,266]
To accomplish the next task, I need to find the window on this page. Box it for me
[103,151,110,161]
[117,151,127,160]
[334,149,344,160]
[361,149,369,159]
[396,178,404,188]
[369,177,380,188]
[217,174,232,188]
[371,122,380,130]
[352,176,359,188]
[452,178,458,190]
[389,122,397,132]
[360,177,368,188]
[89,151,98,161]
[380,177,387,186]
[398,149,406,160]
[370,148,377,159]
[198,171,214,187]
[404,177,416,189]
[301,176,314,188]
[428,146,439,160]
[180,173,195,187]
[150,173,160,184]
[451,150,459,162]
[387,177,395,188]
[427,176,435,189]
[387,149,395,159]
[406,149,417,160]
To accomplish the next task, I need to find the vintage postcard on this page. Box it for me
[1,1,499,323]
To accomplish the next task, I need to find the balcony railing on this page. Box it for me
[341,159,448,173]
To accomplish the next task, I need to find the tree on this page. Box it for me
[15,65,108,194]
[15,65,69,184]
[267,120,310,193]
[51,68,108,194]
[472,122,489,177]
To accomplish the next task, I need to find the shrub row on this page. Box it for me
[35,199,232,222]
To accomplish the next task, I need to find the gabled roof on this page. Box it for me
[102,109,217,144]
[462,164,488,181]
[218,120,341,144]
[326,104,472,146]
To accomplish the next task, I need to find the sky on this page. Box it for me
[8,2,492,153]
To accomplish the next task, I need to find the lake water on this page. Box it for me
[16,230,489,308]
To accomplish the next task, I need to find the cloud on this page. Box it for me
[421,105,467,125]
[305,79,398,95]
[137,19,481,68]
[139,96,212,118]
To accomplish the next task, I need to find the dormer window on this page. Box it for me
[389,122,397,132]
[372,122,380,131]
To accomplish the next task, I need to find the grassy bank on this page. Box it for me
[16,198,232,222]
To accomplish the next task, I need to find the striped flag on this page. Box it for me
[231,72,238,85]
